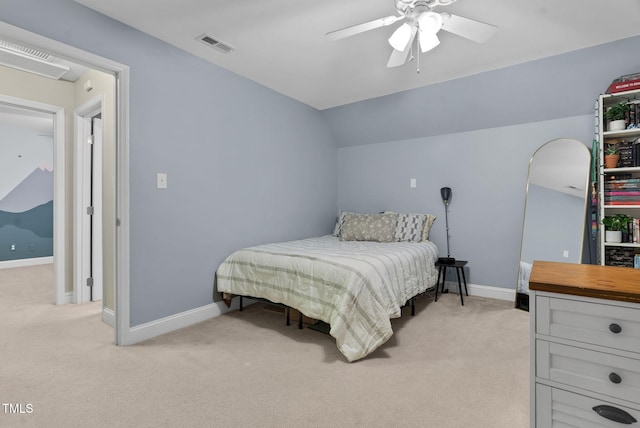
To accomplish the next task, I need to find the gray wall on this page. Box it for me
[322,36,640,147]
[336,116,592,289]
[325,35,640,290]
[0,0,338,326]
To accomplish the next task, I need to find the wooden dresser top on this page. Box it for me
[529,261,640,304]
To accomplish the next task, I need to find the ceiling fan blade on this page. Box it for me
[440,13,497,43]
[326,15,404,41]
[387,28,416,67]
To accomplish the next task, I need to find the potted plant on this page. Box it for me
[603,102,629,131]
[602,213,632,243]
[604,143,620,169]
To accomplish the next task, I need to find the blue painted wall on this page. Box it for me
[326,36,640,289]
[335,116,593,289]
[322,36,640,147]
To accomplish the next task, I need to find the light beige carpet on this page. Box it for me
[1,264,530,427]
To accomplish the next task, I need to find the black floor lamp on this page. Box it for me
[438,187,456,264]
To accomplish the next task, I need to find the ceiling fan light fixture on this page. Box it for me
[388,23,413,51]
[419,30,440,53]
[418,11,444,34]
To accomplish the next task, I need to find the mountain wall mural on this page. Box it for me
[0,167,53,262]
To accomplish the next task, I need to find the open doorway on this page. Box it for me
[0,20,131,345]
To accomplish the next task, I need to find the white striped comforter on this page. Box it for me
[216,235,439,362]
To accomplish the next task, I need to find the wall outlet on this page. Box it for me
[410,178,416,188]
[10,244,16,251]
[157,173,168,189]
[563,250,569,258]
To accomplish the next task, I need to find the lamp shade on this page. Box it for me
[418,11,443,53]
[388,23,413,51]
[418,30,440,53]
[440,187,452,205]
[418,11,443,34]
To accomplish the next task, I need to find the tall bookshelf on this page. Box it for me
[597,88,640,268]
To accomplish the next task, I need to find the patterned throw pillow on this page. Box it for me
[339,213,398,242]
[333,210,350,236]
[421,214,437,241]
[394,213,427,242]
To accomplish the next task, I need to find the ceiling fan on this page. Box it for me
[326,0,497,69]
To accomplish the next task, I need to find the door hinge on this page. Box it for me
[87,206,94,215]
[86,277,94,287]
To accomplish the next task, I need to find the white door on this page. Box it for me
[90,117,103,302]
[76,109,103,303]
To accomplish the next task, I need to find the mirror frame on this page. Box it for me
[515,138,591,310]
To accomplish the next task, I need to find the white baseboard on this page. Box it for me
[0,256,53,269]
[443,281,515,301]
[122,285,514,346]
[103,307,115,327]
[126,300,239,345]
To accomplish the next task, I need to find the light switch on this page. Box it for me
[157,173,167,189]
[410,178,416,188]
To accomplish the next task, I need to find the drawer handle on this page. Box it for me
[593,405,637,424]
[609,323,622,334]
[609,372,622,384]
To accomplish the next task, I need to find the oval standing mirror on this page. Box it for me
[515,138,591,310]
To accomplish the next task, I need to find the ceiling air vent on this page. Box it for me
[0,39,69,80]
[196,34,235,54]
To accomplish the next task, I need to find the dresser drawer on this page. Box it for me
[536,296,640,354]
[536,384,640,427]
[537,340,640,404]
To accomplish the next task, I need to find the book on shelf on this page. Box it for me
[604,195,640,200]
[604,191,640,196]
[605,174,634,181]
[605,176,640,182]
[615,217,640,244]
[606,73,640,94]
[605,246,637,268]
[606,201,640,205]
[605,185,640,191]
[606,79,640,94]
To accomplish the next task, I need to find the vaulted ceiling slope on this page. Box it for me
[74,0,640,110]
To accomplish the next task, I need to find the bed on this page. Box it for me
[215,211,439,362]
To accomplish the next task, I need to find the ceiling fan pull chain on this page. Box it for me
[416,35,421,73]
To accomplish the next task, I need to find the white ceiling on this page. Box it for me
[74,0,640,110]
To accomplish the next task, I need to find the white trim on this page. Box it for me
[114,67,131,346]
[126,302,235,345]
[0,256,53,269]
[0,94,65,305]
[0,20,130,345]
[102,307,115,328]
[443,281,516,301]
[53,108,65,305]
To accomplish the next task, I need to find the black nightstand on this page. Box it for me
[434,260,469,306]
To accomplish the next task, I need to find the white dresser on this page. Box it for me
[529,261,640,427]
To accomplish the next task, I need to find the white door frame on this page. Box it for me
[0,94,65,304]
[74,97,103,304]
[0,20,132,346]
